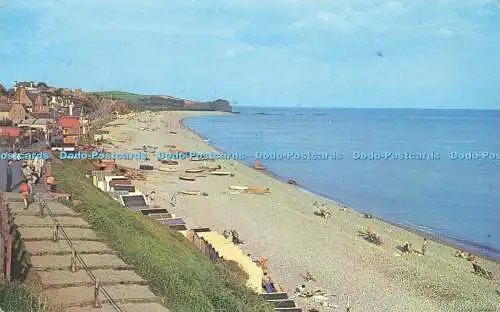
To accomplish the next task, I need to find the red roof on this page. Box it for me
[58,116,80,128]
[0,126,21,137]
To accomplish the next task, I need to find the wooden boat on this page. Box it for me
[164,144,177,148]
[211,171,233,176]
[229,186,248,191]
[179,190,201,195]
[185,168,204,173]
[161,160,178,165]
[254,160,265,170]
[179,176,196,181]
[247,187,270,194]
[287,179,297,185]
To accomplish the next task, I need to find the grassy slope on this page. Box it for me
[0,283,56,312]
[52,160,273,312]
[89,91,145,103]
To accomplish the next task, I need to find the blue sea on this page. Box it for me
[184,107,500,260]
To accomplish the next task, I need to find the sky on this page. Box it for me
[0,0,499,109]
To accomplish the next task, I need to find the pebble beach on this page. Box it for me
[104,111,500,312]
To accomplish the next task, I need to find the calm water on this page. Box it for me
[184,107,500,260]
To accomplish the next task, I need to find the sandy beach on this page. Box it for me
[104,111,500,312]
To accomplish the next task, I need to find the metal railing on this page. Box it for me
[37,196,124,311]
[0,192,12,281]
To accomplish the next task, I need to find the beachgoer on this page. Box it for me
[367,224,373,234]
[6,159,13,192]
[403,242,411,253]
[22,163,34,184]
[294,284,306,296]
[19,180,31,209]
[223,229,230,239]
[422,238,428,255]
[304,271,316,281]
[262,272,274,293]
[231,230,241,244]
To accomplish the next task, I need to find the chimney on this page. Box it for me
[69,102,74,116]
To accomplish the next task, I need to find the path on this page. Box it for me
[6,192,169,312]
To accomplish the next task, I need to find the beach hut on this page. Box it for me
[120,194,148,210]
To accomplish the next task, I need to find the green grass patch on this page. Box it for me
[0,283,56,312]
[52,160,273,312]
[89,91,146,104]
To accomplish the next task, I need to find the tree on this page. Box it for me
[37,82,48,89]
[0,84,6,95]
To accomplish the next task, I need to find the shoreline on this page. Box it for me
[181,115,500,263]
[105,110,500,312]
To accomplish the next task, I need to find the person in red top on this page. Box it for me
[19,180,31,209]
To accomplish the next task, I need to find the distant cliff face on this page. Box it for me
[136,96,232,112]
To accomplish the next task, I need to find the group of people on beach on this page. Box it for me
[223,229,243,245]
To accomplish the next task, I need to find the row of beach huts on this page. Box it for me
[90,161,302,312]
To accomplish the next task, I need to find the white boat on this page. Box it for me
[229,186,248,191]
[211,171,233,176]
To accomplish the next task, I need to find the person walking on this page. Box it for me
[422,238,428,256]
[6,159,13,192]
[19,179,31,209]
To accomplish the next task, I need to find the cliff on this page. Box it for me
[136,96,232,112]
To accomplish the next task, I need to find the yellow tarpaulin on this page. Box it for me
[198,231,263,292]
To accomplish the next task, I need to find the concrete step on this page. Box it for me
[25,241,113,256]
[261,292,289,301]
[19,227,102,241]
[38,269,145,289]
[31,254,132,271]
[14,215,90,228]
[9,201,80,216]
[4,192,23,202]
[65,302,170,312]
[267,299,296,308]
[42,285,160,307]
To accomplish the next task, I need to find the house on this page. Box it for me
[15,87,34,109]
[33,94,50,113]
[0,102,27,125]
[57,116,80,145]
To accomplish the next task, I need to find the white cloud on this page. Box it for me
[222,44,255,58]
[436,28,454,38]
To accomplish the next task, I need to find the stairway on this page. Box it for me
[7,193,170,312]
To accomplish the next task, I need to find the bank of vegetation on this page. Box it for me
[52,160,273,312]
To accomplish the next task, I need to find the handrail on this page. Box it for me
[37,196,124,312]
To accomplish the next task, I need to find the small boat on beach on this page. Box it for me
[185,168,204,173]
[287,179,297,185]
[247,187,270,194]
[254,160,265,170]
[211,171,233,176]
[179,190,201,195]
[179,175,196,181]
[161,160,178,165]
[229,186,248,191]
